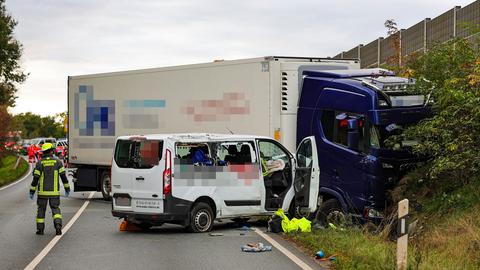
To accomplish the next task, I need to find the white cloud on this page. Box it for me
[5,0,476,116]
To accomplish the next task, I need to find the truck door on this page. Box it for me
[293,136,320,213]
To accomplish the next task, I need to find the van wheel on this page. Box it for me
[189,202,214,233]
[100,171,111,201]
[315,199,346,227]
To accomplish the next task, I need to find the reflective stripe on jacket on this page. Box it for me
[31,157,69,196]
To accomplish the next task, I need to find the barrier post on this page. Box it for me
[396,199,409,270]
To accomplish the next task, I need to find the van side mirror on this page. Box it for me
[347,119,359,151]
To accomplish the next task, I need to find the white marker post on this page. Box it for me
[396,199,409,270]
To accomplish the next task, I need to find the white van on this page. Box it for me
[111,133,319,232]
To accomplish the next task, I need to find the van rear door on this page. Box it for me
[294,136,320,212]
[113,138,164,213]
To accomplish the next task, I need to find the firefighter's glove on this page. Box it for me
[65,190,70,197]
[29,192,34,200]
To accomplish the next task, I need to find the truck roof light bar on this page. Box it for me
[360,77,415,94]
[303,68,394,79]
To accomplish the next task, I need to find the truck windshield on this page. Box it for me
[370,123,418,150]
[114,139,163,169]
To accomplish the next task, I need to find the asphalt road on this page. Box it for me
[0,164,322,270]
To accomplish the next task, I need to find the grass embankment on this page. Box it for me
[287,180,480,269]
[0,154,29,187]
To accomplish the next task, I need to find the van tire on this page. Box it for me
[315,199,346,227]
[189,202,214,233]
[100,171,111,201]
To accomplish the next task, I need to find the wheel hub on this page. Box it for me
[326,210,346,226]
[195,211,211,231]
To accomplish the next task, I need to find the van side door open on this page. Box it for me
[294,136,320,213]
[257,139,294,211]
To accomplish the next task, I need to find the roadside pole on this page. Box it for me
[396,199,409,270]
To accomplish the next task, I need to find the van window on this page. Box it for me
[114,139,163,168]
[216,141,256,165]
[297,139,312,168]
[258,140,290,164]
[176,143,212,166]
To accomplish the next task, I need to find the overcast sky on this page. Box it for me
[6,0,476,116]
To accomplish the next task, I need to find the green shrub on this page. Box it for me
[0,154,28,186]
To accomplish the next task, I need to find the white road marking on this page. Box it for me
[24,192,96,270]
[253,228,315,270]
[0,163,33,191]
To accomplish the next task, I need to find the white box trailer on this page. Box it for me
[68,56,359,198]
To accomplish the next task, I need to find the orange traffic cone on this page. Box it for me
[119,219,141,232]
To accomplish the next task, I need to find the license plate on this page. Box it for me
[134,199,161,209]
[115,197,131,206]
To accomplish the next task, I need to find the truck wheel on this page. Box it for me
[100,171,111,201]
[315,199,346,227]
[189,202,214,233]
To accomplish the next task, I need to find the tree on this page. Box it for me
[384,19,401,71]
[402,37,480,192]
[11,112,66,139]
[0,105,10,153]
[0,0,27,107]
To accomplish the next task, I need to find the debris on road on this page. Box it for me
[315,250,336,261]
[241,243,272,252]
[236,225,254,231]
[268,209,312,233]
[209,233,223,236]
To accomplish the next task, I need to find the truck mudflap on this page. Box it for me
[73,166,98,191]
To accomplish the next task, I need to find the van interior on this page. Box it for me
[258,140,293,210]
[175,140,292,211]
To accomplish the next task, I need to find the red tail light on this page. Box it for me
[163,149,172,195]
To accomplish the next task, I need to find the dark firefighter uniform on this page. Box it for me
[30,143,70,235]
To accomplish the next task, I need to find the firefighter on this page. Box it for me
[29,143,70,235]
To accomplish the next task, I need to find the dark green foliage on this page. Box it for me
[0,0,27,107]
[403,38,480,191]
[10,112,66,139]
[0,154,28,185]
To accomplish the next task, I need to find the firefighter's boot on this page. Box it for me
[55,224,62,235]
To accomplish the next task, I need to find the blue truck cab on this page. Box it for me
[296,68,430,224]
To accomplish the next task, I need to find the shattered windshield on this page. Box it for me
[370,123,418,150]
